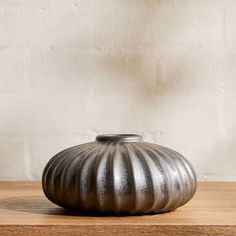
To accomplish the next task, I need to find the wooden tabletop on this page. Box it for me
[0,182,236,235]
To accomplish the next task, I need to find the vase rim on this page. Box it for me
[96,134,143,143]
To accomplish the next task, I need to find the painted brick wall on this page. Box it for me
[0,0,235,180]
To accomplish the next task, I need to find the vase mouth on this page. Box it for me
[96,134,143,143]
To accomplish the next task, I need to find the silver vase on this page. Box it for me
[42,134,197,215]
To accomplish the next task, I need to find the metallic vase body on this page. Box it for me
[42,134,197,215]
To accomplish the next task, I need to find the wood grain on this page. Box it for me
[0,182,236,235]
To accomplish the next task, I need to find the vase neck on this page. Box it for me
[96,134,142,143]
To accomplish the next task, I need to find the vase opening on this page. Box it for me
[96,134,143,143]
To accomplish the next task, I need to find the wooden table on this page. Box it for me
[0,182,236,235]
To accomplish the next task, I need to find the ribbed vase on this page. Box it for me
[42,134,197,215]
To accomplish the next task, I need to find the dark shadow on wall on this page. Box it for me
[30,1,194,122]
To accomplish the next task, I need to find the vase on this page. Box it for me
[42,134,197,215]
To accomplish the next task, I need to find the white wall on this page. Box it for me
[0,0,235,180]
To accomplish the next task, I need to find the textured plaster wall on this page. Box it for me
[0,0,235,180]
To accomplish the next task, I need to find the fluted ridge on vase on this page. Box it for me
[42,134,197,215]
